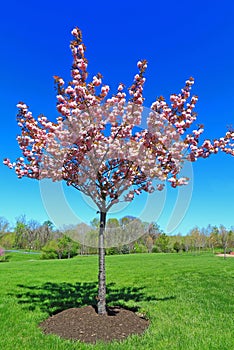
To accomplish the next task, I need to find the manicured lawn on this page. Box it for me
[0,252,233,349]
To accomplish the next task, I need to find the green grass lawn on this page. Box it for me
[0,252,233,349]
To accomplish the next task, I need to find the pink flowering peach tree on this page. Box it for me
[4,27,234,315]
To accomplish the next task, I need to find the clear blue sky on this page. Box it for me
[0,0,234,234]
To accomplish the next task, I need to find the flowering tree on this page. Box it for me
[4,27,234,315]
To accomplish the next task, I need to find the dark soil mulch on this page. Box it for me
[40,305,150,344]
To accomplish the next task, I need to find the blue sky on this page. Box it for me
[0,0,234,234]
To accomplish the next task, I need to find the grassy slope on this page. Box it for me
[0,252,233,350]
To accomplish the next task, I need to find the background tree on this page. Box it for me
[90,218,99,230]
[208,226,219,253]
[4,27,234,315]
[14,216,28,249]
[228,229,234,252]
[0,217,12,249]
[154,233,170,253]
[26,219,40,250]
[62,223,89,254]
[105,218,121,252]
[145,235,154,253]
[173,241,182,253]
[0,217,10,238]
[39,220,54,248]
[121,218,145,252]
[189,227,202,254]
[219,224,230,258]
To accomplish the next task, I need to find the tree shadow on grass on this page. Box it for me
[14,281,176,315]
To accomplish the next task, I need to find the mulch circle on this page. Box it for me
[39,305,150,344]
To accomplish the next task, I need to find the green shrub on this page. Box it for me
[133,243,148,253]
[152,245,161,253]
[106,247,120,255]
[41,236,79,259]
[41,240,59,259]
[121,244,130,254]
[40,251,58,260]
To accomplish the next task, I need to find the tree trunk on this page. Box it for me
[97,211,107,315]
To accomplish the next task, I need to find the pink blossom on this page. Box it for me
[157,184,164,191]
[16,102,28,109]
[71,28,79,37]
[58,78,64,86]
[4,26,234,213]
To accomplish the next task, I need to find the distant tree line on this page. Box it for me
[0,215,233,259]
